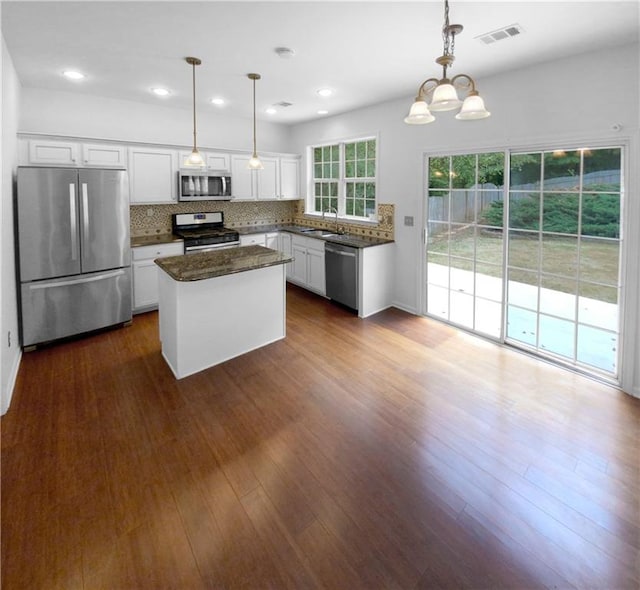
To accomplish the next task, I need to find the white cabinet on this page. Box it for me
[28,139,79,165]
[289,235,325,295]
[239,233,266,247]
[230,155,255,200]
[178,150,230,171]
[129,147,178,204]
[257,157,279,200]
[278,232,293,279]
[25,139,126,168]
[132,242,184,312]
[207,151,230,171]
[239,231,279,248]
[279,157,300,200]
[82,143,127,167]
[230,154,300,200]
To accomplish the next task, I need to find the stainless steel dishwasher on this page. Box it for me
[325,242,359,311]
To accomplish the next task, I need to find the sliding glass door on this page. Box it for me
[425,146,623,380]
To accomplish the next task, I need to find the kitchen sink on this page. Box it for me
[300,228,338,237]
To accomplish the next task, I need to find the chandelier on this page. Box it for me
[404,0,490,124]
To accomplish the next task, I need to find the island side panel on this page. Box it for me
[159,264,286,379]
[359,242,396,318]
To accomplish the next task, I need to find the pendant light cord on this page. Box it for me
[252,77,257,156]
[192,61,197,151]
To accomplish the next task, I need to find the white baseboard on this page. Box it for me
[391,301,418,316]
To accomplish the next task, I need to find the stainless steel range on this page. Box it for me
[172,212,240,254]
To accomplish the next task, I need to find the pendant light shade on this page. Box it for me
[404,99,435,125]
[247,73,264,170]
[455,92,491,120]
[184,57,205,167]
[429,82,463,111]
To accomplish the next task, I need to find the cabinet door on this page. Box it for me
[257,157,279,200]
[265,232,278,249]
[230,155,256,199]
[279,158,300,199]
[239,233,266,247]
[28,140,78,166]
[278,233,293,279]
[207,152,230,171]
[133,259,160,311]
[291,244,308,285]
[307,247,326,295]
[82,144,126,167]
[129,148,177,204]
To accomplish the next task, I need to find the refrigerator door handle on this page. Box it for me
[69,183,78,260]
[81,182,89,245]
[28,269,127,290]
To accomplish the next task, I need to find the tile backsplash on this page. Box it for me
[131,200,394,240]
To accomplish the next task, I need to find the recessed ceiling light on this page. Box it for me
[152,87,171,97]
[63,70,85,80]
[275,47,295,59]
[317,110,329,115]
[211,97,225,106]
[265,107,277,115]
[317,88,333,97]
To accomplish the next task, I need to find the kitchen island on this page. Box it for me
[155,245,292,379]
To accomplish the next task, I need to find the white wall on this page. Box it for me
[1,32,23,414]
[20,87,293,153]
[290,42,640,396]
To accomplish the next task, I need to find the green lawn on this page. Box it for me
[427,231,619,303]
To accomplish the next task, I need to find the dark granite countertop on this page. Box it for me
[235,224,393,248]
[132,234,183,248]
[155,245,293,282]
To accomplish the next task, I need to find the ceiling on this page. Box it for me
[2,1,638,125]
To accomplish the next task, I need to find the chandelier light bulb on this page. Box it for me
[186,149,205,166]
[248,154,264,170]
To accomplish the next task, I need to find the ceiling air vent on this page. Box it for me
[476,23,523,45]
[274,101,293,108]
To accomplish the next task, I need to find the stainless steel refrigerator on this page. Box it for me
[16,166,132,348]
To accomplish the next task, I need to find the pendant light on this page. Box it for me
[184,57,205,167]
[405,0,490,125]
[247,73,264,170]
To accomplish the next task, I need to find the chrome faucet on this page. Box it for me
[323,207,339,233]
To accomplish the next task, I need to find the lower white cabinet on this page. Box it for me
[240,232,279,248]
[289,235,325,295]
[132,242,184,312]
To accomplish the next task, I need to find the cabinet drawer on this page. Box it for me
[132,242,183,261]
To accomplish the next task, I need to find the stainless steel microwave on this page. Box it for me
[178,170,232,201]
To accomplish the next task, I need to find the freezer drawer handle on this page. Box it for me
[28,269,126,290]
[81,183,89,245]
[69,183,78,260]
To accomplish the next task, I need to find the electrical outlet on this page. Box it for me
[404,216,414,227]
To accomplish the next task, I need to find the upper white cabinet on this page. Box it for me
[230,154,255,200]
[230,154,300,201]
[128,147,178,204]
[279,157,300,200]
[207,151,230,171]
[257,157,279,200]
[82,143,127,167]
[26,139,126,168]
[178,150,231,172]
[28,139,79,165]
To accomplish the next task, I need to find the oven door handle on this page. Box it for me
[186,242,240,252]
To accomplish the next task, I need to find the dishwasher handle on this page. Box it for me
[326,245,357,257]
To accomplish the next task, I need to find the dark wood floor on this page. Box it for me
[2,284,639,589]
